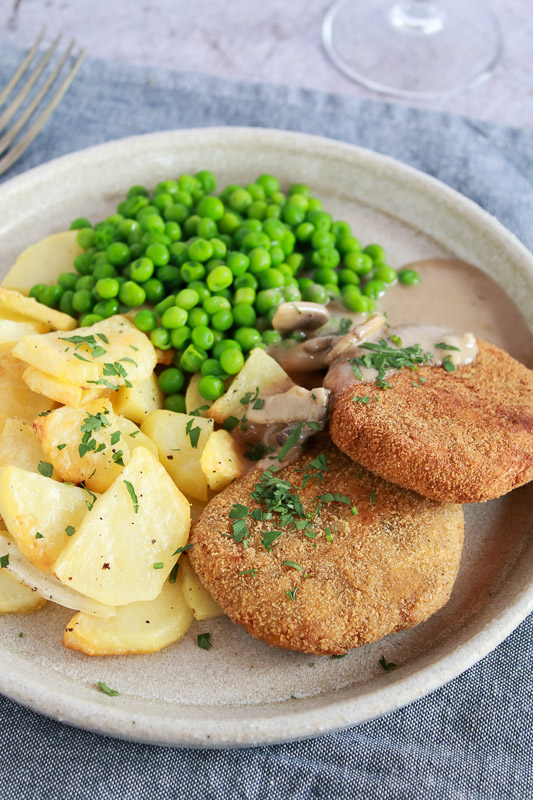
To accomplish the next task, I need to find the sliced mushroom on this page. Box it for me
[272,302,330,334]
[325,313,387,365]
[246,385,329,426]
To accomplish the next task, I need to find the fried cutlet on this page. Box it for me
[189,439,464,655]
[329,338,533,504]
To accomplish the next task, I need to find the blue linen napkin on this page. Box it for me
[0,44,532,800]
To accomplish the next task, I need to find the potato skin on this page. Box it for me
[330,339,533,504]
[190,439,464,655]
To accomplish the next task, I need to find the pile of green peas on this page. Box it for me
[29,171,419,410]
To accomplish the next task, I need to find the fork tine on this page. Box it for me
[0,40,75,157]
[0,48,86,178]
[0,26,47,108]
[0,33,62,131]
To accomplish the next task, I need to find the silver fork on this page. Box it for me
[0,29,86,177]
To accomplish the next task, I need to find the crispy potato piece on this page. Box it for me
[0,466,92,573]
[1,230,83,294]
[0,418,47,473]
[209,347,294,423]
[141,410,214,500]
[62,578,193,655]
[0,569,46,614]
[12,315,156,388]
[0,287,76,331]
[185,373,213,418]
[33,400,158,493]
[54,446,191,606]
[200,429,247,491]
[0,531,114,617]
[23,366,109,408]
[0,318,49,345]
[112,372,164,424]
[177,554,224,621]
[0,351,55,434]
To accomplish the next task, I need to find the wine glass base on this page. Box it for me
[322,0,503,99]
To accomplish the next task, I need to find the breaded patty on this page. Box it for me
[330,339,533,504]
[189,439,464,655]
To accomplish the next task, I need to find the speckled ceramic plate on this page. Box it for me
[0,128,532,748]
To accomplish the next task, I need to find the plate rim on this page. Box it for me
[0,126,532,749]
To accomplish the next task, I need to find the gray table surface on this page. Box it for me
[0,0,532,130]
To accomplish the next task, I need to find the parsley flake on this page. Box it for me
[197,632,212,651]
[379,655,398,671]
[282,560,304,573]
[185,418,201,449]
[38,461,53,478]
[35,532,43,539]
[172,544,194,555]
[285,587,298,602]
[277,422,303,462]
[123,480,139,513]
[65,526,75,537]
[97,681,120,697]
[0,554,9,568]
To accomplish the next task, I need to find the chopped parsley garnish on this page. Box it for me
[112,450,125,467]
[80,483,97,511]
[369,490,378,505]
[38,410,51,417]
[232,518,250,546]
[332,653,347,659]
[73,352,90,362]
[282,560,304,573]
[222,416,239,432]
[0,554,9,568]
[97,333,109,344]
[172,544,194,555]
[325,527,334,541]
[443,355,456,372]
[65,526,75,537]
[153,562,164,570]
[379,655,398,671]
[35,532,43,539]
[38,461,53,478]
[197,633,212,651]
[350,506,358,515]
[79,410,112,458]
[110,430,121,446]
[185,418,201,449]
[239,569,258,577]
[129,430,140,438]
[252,397,265,410]
[123,480,139,513]
[434,342,461,351]
[285,587,298,602]
[318,492,351,505]
[244,442,266,462]
[352,395,370,404]
[261,529,283,551]
[97,681,119,697]
[337,317,352,335]
[190,404,210,417]
[229,504,249,519]
[240,387,260,406]
[168,563,179,583]
[56,443,67,450]
[350,338,433,390]
[277,422,303,462]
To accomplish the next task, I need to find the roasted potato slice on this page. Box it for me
[141,410,214,500]
[0,466,93,573]
[209,347,294,424]
[0,569,46,614]
[23,366,110,408]
[177,554,224,621]
[12,315,156,388]
[200,429,247,491]
[62,578,193,655]
[54,446,191,606]
[0,287,76,331]
[0,418,48,473]
[112,372,164,424]
[1,230,83,294]
[0,318,49,345]
[0,351,56,434]
[33,399,157,493]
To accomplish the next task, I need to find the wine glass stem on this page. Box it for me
[389,0,445,34]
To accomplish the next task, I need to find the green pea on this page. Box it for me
[207,266,233,292]
[165,393,186,413]
[143,279,165,304]
[198,375,225,401]
[119,281,146,307]
[106,242,131,266]
[331,220,351,238]
[256,174,280,196]
[38,284,63,308]
[211,309,234,331]
[247,200,268,220]
[187,308,208,328]
[187,238,212,263]
[280,230,295,256]
[373,265,397,284]
[398,268,421,285]
[130,257,154,283]
[212,339,241,360]
[363,244,386,264]
[180,344,208,373]
[344,252,374,275]
[227,251,250,277]
[204,295,231,315]
[302,283,328,304]
[155,295,176,318]
[234,327,262,352]
[234,287,256,306]
[92,263,118,281]
[157,265,182,285]
[337,235,361,255]
[282,203,305,227]
[127,185,149,199]
[342,287,372,313]
[209,238,227,260]
[262,329,282,345]
[178,174,200,193]
[153,192,173,211]
[195,170,216,193]
[248,248,271,275]
[78,313,103,326]
[75,275,95,292]
[73,253,93,275]
[338,269,360,286]
[306,210,332,230]
[93,298,119,318]
[255,288,283,315]
[220,348,245,375]
[259,269,285,290]
[246,182,266,201]
[233,303,257,327]
[201,358,227,378]
[170,326,191,350]
[57,272,79,291]
[140,214,165,233]
[164,203,189,224]
[241,231,271,252]
[191,326,215,350]
[134,309,158,332]
[218,212,242,235]
[314,268,338,286]
[196,195,225,220]
[176,288,200,310]
[150,327,172,349]
[181,261,206,283]
[161,306,188,329]
[188,281,210,303]
[95,278,120,299]
[72,289,94,314]
[229,189,253,213]
[70,217,92,230]
[158,368,185,395]
[234,273,258,290]
[282,285,302,302]
[363,279,386,299]
[76,228,95,249]
[311,247,341,270]
[59,290,75,316]
[164,221,182,242]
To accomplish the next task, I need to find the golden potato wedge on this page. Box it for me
[141,410,213,500]
[112,372,164,424]
[185,373,213,418]
[0,287,77,331]
[23,366,110,408]
[209,347,294,424]
[62,578,193,655]
[1,230,83,294]
[0,569,46,614]
[0,531,114,617]
[0,418,48,473]
[0,466,93,573]
[0,351,56,434]
[33,400,158,493]
[177,554,224,621]
[54,446,191,606]
[0,318,49,345]
[200,429,247,491]
[12,314,157,389]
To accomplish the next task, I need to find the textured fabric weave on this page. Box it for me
[0,45,531,800]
